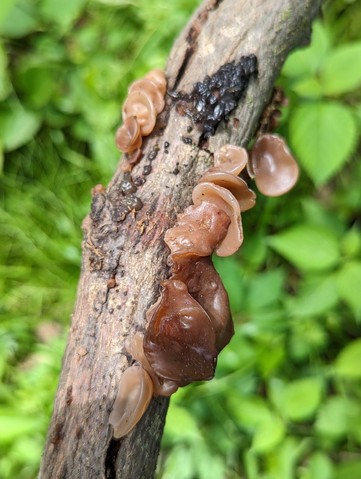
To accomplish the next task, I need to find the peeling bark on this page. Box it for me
[39,1,322,478]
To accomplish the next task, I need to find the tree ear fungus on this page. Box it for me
[250,134,299,196]
[115,116,142,152]
[109,364,153,439]
[115,69,167,155]
[126,332,179,397]
[214,144,249,175]
[192,183,243,257]
[144,279,217,385]
[172,257,233,353]
[164,201,231,261]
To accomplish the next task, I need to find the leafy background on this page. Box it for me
[0,0,361,478]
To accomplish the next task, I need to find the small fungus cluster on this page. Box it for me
[115,69,166,154]
[109,136,299,438]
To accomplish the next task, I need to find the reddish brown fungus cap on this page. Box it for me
[115,116,142,152]
[172,257,233,353]
[199,170,256,212]
[250,134,299,197]
[192,182,243,257]
[144,69,167,96]
[164,201,231,261]
[128,78,165,114]
[214,144,248,175]
[126,333,178,397]
[144,279,217,385]
[123,90,157,136]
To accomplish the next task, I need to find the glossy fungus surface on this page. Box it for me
[164,202,231,261]
[214,144,249,175]
[109,364,153,438]
[115,116,142,152]
[192,182,243,257]
[250,134,299,196]
[144,280,217,385]
[115,69,167,156]
[172,257,233,352]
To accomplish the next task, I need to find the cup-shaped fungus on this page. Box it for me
[164,201,231,261]
[144,69,167,96]
[109,364,153,438]
[115,116,142,152]
[128,79,165,114]
[126,332,179,397]
[144,279,217,385]
[123,90,157,136]
[250,134,299,196]
[192,182,243,257]
[214,144,249,175]
[199,170,256,212]
[172,257,233,352]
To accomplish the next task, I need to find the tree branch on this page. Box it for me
[39,1,322,478]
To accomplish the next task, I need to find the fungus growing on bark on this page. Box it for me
[171,257,233,352]
[115,116,142,152]
[250,134,299,197]
[109,364,153,438]
[192,182,243,257]
[164,201,231,261]
[115,69,167,155]
[144,279,217,385]
[214,144,248,175]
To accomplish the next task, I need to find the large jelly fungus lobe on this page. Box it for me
[109,364,153,438]
[250,134,299,197]
[144,279,217,385]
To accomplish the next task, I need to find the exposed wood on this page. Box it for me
[39,1,323,478]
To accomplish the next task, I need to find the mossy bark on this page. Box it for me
[39,1,322,478]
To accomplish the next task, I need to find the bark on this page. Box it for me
[39,1,322,478]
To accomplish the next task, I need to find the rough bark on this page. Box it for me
[39,1,322,478]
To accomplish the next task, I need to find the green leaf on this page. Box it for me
[0,41,11,101]
[0,0,16,24]
[337,262,361,318]
[162,445,194,479]
[164,404,201,443]
[246,269,285,311]
[320,43,361,95]
[0,412,38,444]
[0,100,41,151]
[252,413,285,453]
[15,64,56,109]
[290,101,357,185]
[292,77,323,99]
[282,21,330,79]
[334,339,361,379]
[0,0,38,38]
[307,452,334,479]
[333,461,361,479]
[268,224,340,271]
[315,396,351,439]
[284,377,323,421]
[287,275,339,317]
[40,0,87,33]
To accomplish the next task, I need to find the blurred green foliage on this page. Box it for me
[0,0,360,478]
